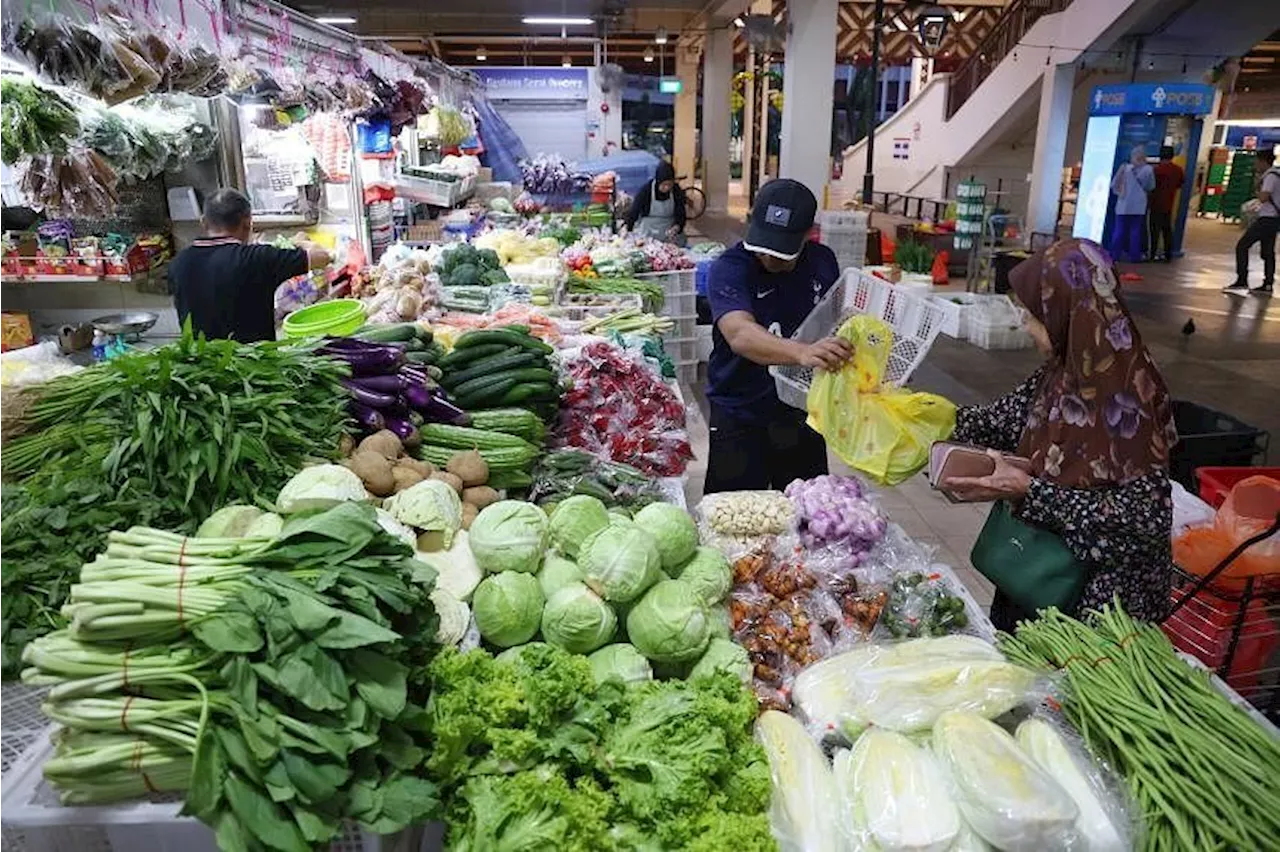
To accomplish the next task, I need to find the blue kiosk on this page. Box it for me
[1073,82,1217,258]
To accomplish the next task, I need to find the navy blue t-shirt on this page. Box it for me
[706,241,840,419]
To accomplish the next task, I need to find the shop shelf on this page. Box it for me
[1196,466,1280,508]
[1170,401,1270,491]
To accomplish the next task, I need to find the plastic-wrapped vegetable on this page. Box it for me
[19,151,120,218]
[933,712,1079,852]
[1,80,80,165]
[756,710,842,852]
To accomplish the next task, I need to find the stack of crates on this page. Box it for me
[816,210,870,272]
[639,268,698,388]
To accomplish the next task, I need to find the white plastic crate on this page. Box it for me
[929,292,1007,339]
[662,335,699,364]
[674,361,698,389]
[828,232,868,272]
[770,269,947,411]
[660,290,696,320]
[636,268,696,299]
[966,295,1034,350]
[817,210,870,230]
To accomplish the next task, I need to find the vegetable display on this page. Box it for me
[530,448,668,510]
[438,325,561,425]
[784,474,888,561]
[1,79,80,164]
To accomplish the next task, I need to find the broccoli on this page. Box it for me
[475,248,502,271]
[445,262,482,287]
[482,267,510,286]
[440,244,477,274]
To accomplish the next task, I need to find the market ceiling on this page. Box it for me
[288,0,1015,73]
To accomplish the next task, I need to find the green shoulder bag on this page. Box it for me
[970,500,1086,614]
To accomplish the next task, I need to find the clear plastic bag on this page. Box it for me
[755,710,843,852]
[699,490,794,538]
[1173,476,1280,588]
[879,571,970,639]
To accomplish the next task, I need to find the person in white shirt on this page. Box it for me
[1226,148,1278,295]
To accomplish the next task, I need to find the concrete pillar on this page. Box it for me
[673,39,700,182]
[742,48,756,194]
[703,25,734,214]
[1026,62,1075,236]
[779,0,838,203]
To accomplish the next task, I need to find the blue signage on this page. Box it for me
[1088,83,1216,116]
[470,67,590,101]
[1223,125,1280,149]
[1073,115,1120,243]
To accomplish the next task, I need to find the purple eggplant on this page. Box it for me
[384,416,420,448]
[323,346,406,376]
[417,390,472,426]
[342,379,397,409]
[349,401,386,432]
[398,366,438,387]
[402,382,437,412]
[350,374,407,394]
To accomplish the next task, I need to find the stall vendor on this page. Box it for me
[624,161,687,245]
[704,178,850,493]
[170,188,331,343]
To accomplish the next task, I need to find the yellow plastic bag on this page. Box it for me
[806,315,956,485]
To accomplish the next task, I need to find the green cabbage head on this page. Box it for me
[688,638,751,684]
[626,579,710,664]
[276,464,368,514]
[541,582,617,654]
[673,546,732,604]
[547,495,610,558]
[587,643,653,685]
[468,500,548,573]
[472,572,544,647]
[633,503,698,571]
[537,554,585,599]
[580,524,662,603]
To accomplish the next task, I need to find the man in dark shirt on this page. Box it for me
[1148,146,1184,262]
[704,179,852,493]
[170,188,331,342]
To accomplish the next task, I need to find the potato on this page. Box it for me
[446,450,489,487]
[417,530,447,552]
[398,457,435,478]
[358,430,402,460]
[391,465,425,493]
[338,433,357,458]
[462,485,500,510]
[430,471,464,494]
[461,502,479,530]
[348,450,395,497]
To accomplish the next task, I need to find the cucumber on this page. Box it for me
[405,350,438,365]
[404,337,427,352]
[494,382,557,406]
[454,328,553,355]
[355,323,419,343]
[442,351,541,388]
[453,368,554,399]
[454,377,520,408]
[437,343,511,369]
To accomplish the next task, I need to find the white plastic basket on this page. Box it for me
[770,269,947,410]
[966,295,1034,350]
[662,335,699,364]
[635,268,696,299]
[661,290,697,320]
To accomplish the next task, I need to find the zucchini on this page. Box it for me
[355,323,420,343]
[494,382,557,406]
[419,423,537,451]
[442,351,541,388]
[437,343,511,369]
[454,328,553,355]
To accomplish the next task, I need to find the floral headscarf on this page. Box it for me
[1009,238,1177,488]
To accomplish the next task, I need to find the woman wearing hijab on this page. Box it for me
[943,238,1179,630]
[624,161,688,245]
[1108,146,1155,263]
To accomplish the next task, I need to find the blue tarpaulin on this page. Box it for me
[472,96,527,185]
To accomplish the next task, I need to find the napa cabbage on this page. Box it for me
[755,710,841,852]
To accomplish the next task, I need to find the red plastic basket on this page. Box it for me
[1195,466,1280,509]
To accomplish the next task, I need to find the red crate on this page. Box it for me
[1196,466,1280,508]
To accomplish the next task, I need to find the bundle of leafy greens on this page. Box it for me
[1,328,350,676]
[425,645,777,851]
[22,503,440,851]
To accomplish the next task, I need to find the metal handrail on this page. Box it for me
[946,0,1073,118]
[869,191,949,223]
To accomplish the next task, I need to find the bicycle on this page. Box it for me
[678,176,706,221]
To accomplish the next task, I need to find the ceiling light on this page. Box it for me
[476,46,487,61]
[523,16,593,25]
[733,16,745,28]
[316,15,356,24]
[655,26,668,44]
[644,47,654,62]
[562,54,572,67]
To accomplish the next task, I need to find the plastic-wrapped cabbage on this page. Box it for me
[688,638,751,684]
[431,588,471,646]
[933,712,1078,851]
[276,464,368,513]
[537,554,585,599]
[632,502,698,571]
[414,530,483,601]
[587,643,653,685]
[626,580,710,664]
[834,730,959,852]
[547,494,610,558]
[756,710,842,852]
[792,637,1031,739]
[1016,718,1130,852]
[541,582,617,654]
[580,524,662,603]
[384,479,464,547]
[472,572,544,648]
[672,546,732,605]
[468,500,548,573]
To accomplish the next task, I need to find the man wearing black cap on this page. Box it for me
[703,178,851,493]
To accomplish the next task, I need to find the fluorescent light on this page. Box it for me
[562,54,572,67]
[523,15,593,25]
[733,16,745,27]
[476,46,487,61]
[655,26,668,44]
[644,47,654,62]
[316,15,356,24]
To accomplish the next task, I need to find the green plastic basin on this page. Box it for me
[282,299,367,338]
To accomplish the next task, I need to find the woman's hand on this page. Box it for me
[943,450,1033,502]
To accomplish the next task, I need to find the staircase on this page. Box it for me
[946,0,1073,118]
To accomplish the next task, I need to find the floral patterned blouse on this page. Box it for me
[953,368,1173,621]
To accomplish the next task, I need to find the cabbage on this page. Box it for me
[834,730,959,852]
[632,503,698,571]
[933,712,1078,851]
[468,500,548,574]
[431,588,471,646]
[472,572,544,648]
[755,710,841,852]
[197,505,264,538]
[537,554,585,599]
[415,530,483,601]
[276,464,368,513]
[245,512,284,539]
[547,495,610,558]
[1016,719,1128,852]
[706,604,732,640]
[688,638,751,684]
[580,524,662,603]
[587,643,653,685]
[673,546,732,605]
[951,821,994,851]
[375,508,418,549]
[383,479,463,547]
[541,582,617,654]
[626,580,710,664]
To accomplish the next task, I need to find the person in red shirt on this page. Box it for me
[1148,146,1185,262]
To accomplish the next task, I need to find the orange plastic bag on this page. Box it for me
[1173,475,1280,588]
[931,250,950,285]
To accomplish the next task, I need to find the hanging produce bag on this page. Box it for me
[806,315,956,485]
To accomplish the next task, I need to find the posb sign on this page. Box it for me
[1089,83,1215,116]
[1152,87,1209,111]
